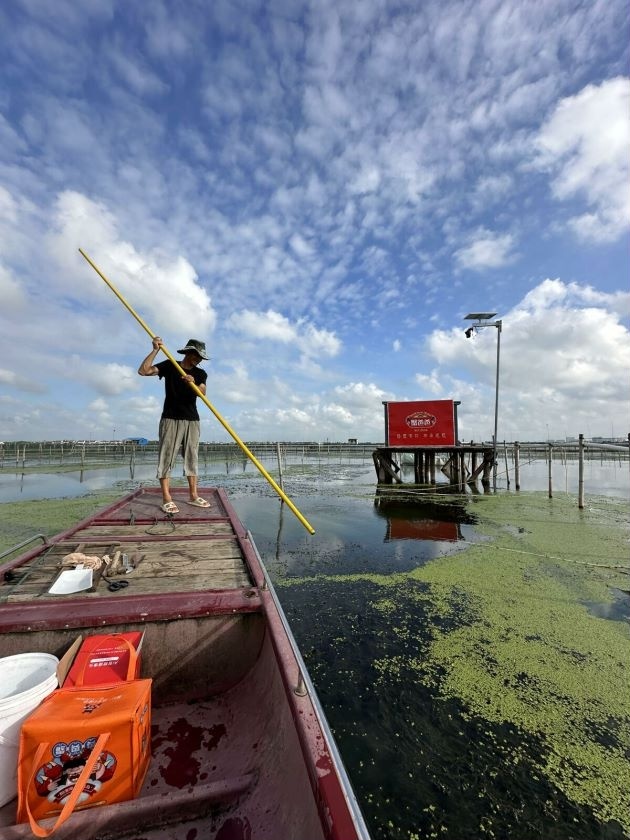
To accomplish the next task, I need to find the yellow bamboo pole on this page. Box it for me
[79,248,315,534]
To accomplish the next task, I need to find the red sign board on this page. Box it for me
[384,400,456,447]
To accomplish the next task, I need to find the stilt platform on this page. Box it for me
[372,445,495,491]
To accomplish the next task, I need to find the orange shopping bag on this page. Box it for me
[17,674,151,837]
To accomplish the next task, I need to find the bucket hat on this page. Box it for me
[177,339,208,360]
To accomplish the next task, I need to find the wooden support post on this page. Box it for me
[372,450,381,482]
[414,451,421,484]
[276,442,284,491]
[482,452,492,486]
[578,435,584,510]
[514,441,520,490]
[452,453,460,488]
[441,456,452,481]
[548,443,553,498]
[469,460,485,482]
[503,442,510,489]
[429,452,436,484]
[373,450,402,484]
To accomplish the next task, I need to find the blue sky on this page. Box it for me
[0,0,628,443]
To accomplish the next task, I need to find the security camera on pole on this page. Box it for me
[464,312,503,492]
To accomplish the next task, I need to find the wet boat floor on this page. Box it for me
[0,672,280,837]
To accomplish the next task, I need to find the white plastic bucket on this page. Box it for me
[0,653,59,807]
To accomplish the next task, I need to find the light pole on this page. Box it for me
[464,312,503,492]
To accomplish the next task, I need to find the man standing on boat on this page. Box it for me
[138,337,210,514]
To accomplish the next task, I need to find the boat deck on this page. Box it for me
[1,487,253,605]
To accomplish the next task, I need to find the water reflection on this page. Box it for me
[229,486,481,579]
[373,492,477,542]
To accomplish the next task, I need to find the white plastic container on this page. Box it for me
[0,653,59,807]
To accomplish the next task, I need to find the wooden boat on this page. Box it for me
[0,487,371,840]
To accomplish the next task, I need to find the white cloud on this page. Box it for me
[470,174,513,208]
[230,380,393,442]
[228,309,295,343]
[350,165,381,195]
[108,46,169,97]
[228,309,341,359]
[425,278,630,440]
[0,368,45,394]
[76,362,139,397]
[454,229,517,271]
[414,370,445,396]
[210,361,259,405]
[534,77,630,242]
[288,233,315,258]
[0,264,26,312]
[47,191,216,338]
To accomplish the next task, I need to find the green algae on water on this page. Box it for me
[409,493,630,831]
[0,494,119,557]
[281,491,630,834]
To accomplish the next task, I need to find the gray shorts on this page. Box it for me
[156,418,200,479]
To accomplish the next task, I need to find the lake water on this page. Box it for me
[0,449,628,505]
[1,453,628,839]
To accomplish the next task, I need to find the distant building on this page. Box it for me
[124,437,149,446]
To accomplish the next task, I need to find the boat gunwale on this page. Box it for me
[0,588,262,632]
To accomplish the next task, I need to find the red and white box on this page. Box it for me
[63,632,144,688]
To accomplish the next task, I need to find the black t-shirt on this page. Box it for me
[155,360,207,421]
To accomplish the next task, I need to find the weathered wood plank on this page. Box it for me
[75,523,234,537]
[132,557,250,577]
[2,547,251,599]
[5,574,251,601]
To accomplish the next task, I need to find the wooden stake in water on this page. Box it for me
[578,434,584,510]
[503,441,510,489]
[276,442,285,492]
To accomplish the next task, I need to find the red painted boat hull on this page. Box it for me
[0,488,370,840]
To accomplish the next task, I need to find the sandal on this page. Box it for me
[161,501,179,514]
[188,497,211,508]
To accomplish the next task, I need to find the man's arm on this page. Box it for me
[138,337,163,376]
[180,374,206,395]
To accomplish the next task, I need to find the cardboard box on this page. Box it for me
[63,632,144,688]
